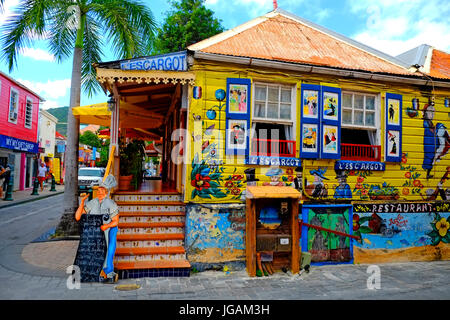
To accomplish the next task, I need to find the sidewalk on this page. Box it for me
[0,183,64,209]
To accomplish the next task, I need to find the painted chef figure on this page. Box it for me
[75,174,119,283]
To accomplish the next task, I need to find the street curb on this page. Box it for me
[0,191,64,210]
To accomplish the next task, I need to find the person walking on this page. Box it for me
[37,162,47,192]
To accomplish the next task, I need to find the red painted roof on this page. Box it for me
[190,11,412,76]
[55,131,66,140]
[429,49,450,79]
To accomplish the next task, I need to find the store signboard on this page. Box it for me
[0,134,38,153]
[120,51,187,71]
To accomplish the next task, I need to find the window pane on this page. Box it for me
[365,112,375,126]
[280,103,291,120]
[268,87,278,102]
[254,102,266,118]
[343,93,352,108]
[267,103,278,119]
[343,110,352,124]
[366,96,375,110]
[354,111,364,125]
[354,95,364,109]
[281,89,291,103]
[255,86,266,101]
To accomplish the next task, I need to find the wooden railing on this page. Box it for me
[251,138,296,158]
[341,143,381,162]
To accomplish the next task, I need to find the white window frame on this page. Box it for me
[25,96,34,129]
[342,91,381,145]
[252,82,296,125]
[8,87,19,124]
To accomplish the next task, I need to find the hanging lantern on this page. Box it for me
[107,94,116,111]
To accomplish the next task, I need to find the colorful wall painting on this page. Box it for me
[422,101,450,180]
[228,84,248,114]
[387,130,400,157]
[226,119,247,151]
[322,125,338,154]
[302,90,319,119]
[301,205,353,264]
[301,124,318,153]
[185,204,245,266]
[323,92,339,121]
[352,206,450,264]
[334,169,352,199]
[304,167,329,199]
[387,98,400,126]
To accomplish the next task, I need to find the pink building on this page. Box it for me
[0,71,44,191]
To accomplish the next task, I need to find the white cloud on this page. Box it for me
[20,47,55,62]
[17,78,71,100]
[0,0,20,26]
[41,100,61,110]
[348,0,450,56]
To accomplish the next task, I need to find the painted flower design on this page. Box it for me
[357,176,365,183]
[353,214,360,231]
[224,181,234,189]
[286,168,294,175]
[436,218,450,237]
[405,172,411,179]
[232,174,244,181]
[231,188,241,196]
[191,173,211,191]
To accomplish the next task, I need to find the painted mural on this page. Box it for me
[186,61,450,264]
[352,203,450,263]
[185,204,245,266]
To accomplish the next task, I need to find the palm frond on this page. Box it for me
[89,0,157,59]
[46,4,77,63]
[81,13,103,97]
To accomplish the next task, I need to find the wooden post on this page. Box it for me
[246,198,256,277]
[291,198,300,274]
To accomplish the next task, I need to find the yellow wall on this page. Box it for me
[186,60,450,204]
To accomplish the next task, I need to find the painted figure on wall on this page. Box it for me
[305,168,328,198]
[423,101,450,179]
[293,166,303,192]
[263,167,285,186]
[334,170,352,199]
[74,174,119,283]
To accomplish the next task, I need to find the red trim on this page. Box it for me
[251,138,296,158]
[341,143,381,162]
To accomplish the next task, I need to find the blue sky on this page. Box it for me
[0,0,449,110]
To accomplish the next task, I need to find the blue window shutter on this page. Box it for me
[385,93,402,162]
[300,84,321,159]
[320,86,341,159]
[225,78,251,157]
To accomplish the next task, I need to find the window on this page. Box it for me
[25,97,33,128]
[341,92,380,161]
[251,83,296,158]
[9,87,19,123]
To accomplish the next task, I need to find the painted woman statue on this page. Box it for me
[74,174,119,283]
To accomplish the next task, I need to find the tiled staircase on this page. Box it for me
[112,192,191,278]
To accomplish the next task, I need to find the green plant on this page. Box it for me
[119,138,146,189]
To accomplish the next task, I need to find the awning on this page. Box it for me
[72,102,111,126]
[72,101,166,128]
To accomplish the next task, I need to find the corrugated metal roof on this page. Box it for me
[430,49,450,80]
[189,10,414,76]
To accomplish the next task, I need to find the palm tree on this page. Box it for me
[1,0,157,236]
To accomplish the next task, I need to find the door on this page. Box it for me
[302,205,353,263]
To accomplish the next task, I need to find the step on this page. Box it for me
[118,222,184,228]
[117,205,186,213]
[115,259,191,270]
[115,246,186,256]
[118,227,184,235]
[116,201,185,206]
[119,211,185,217]
[114,195,182,202]
[117,233,185,241]
[117,239,184,249]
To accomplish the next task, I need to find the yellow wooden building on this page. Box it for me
[85,8,450,278]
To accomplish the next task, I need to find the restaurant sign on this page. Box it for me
[0,134,38,153]
[120,51,187,71]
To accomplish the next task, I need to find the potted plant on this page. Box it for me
[119,138,145,191]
